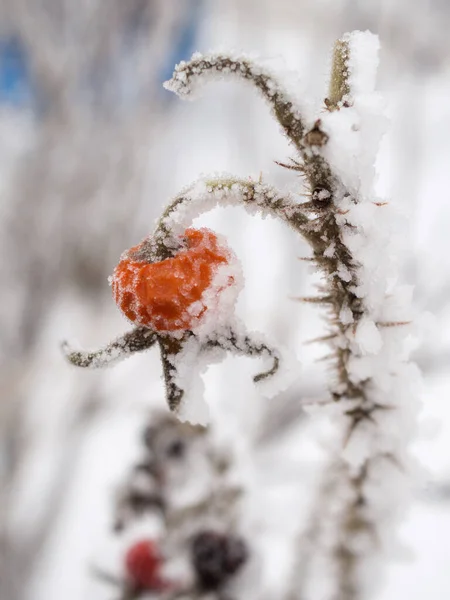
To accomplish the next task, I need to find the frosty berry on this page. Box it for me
[124,539,168,591]
[191,530,248,590]
[112,227,235,332]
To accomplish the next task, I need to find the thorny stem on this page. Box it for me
[165,53,337,206]
[164,36,401,600]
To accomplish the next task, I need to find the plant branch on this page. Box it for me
[62,327,157,368]
[164,53,305,150]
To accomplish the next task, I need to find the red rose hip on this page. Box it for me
[112,228,235,332]
[124,539,167,591]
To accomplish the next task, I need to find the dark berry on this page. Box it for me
[223,537,248,575]
[191,531,248,591]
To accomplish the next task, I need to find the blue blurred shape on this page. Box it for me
[160,0,203,91]
[0,36,32,106]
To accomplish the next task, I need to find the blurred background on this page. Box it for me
[1,1,450,599]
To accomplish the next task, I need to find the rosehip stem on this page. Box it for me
[158,334,190,412]
[62,327,157,368]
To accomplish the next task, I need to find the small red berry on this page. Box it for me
[112,228,235,332]
[124,539,167,591]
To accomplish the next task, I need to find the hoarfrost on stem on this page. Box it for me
[62,29,421,600]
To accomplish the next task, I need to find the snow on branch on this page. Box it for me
[164,52,305,150]
[205,325,280,383]
[61,30,420,600]
[62,327,157,368]
[153,176,310,259]
[286,31,420,600]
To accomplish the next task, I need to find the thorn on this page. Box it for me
[274,159,304,172]
[291,295,333,304]
[377,321,412,328]
[343,410,376,447]
[315,352,335,363]
[258,171,263,183]
[373,201,389,206]
[304,333,337,345]
[297,256,315,262]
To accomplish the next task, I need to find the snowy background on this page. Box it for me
[1,1,450,599]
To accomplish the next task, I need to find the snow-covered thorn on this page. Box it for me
[61,327,157,368]
[315,352,336,363]
[343,408,377,447]
[164,53,305,150]
[292,295,333,304]
[377,321,412,328]
[274,159,304,172]
[304,333,337,345]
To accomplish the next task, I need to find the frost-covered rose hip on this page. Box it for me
[112,228,237,332]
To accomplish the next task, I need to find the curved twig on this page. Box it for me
[62,327,157,368]
[153,177,311,260]
[164,53,305,150]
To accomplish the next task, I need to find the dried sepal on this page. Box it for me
[62,327,157,368]
[377,320,412,328]
[205,326,280,383]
